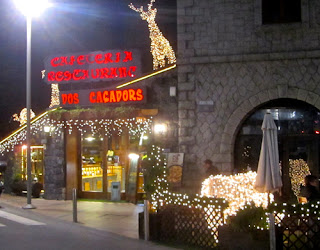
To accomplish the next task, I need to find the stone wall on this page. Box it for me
[177,0,320,191]
[44,133,65,200]
[177,0,320,60]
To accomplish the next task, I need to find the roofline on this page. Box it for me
[116,64,176,88]
[0,107,59,145]
[0,65,177,145]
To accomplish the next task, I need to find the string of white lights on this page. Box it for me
[0,115,153,154]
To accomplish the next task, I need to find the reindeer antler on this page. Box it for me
[12,114,19,122]
[148,0,155,11]
[129,3,144,13]
[129,0,155,13]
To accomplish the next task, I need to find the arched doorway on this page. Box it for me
[234,99,320,201]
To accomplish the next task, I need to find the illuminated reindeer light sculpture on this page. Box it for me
[13,108,36,126]
[129,0,176,70]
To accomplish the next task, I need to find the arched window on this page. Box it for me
[234,99,320,175]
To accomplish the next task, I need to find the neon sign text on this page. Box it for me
[44,49,141,84]
[60,88,145,106]
[50,51,133,67]
[47,66,137,82]
[89,89,143,104]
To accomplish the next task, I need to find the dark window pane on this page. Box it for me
[262,0,301,24]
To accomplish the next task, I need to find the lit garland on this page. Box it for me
[289,159,310,198]
[228,203,271,231]
[201,171,272,219]
[228,200,320,232]
[129,0,176,70]
[12,108,36,126]
[49,84,60,108]
[0,114,153,154]
[269,201,320,230]
[150,145,227,211]
[148,145,228,243]
[270,201,320,221]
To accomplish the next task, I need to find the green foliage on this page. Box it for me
[228,201,320,234]
[9,153,23,181]
[228,202,268,232]
[48,108,66,120]
[8,152,26,195]
[268,201,320,216]
[141,145,167,197]
[143,145,229,211]
[48,106,139,120]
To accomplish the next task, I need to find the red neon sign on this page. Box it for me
[50,51,133,67]
[89,89,143,104]
[47,67,137,82]
[44,50,141,84]
[61,88,145,106]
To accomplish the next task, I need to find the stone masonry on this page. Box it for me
[44,133,65,200]
[177,0,320,191]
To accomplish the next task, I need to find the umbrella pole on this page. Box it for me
[269,213,276,250]
[268,191,276,250]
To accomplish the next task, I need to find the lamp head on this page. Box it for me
[13,0,51,18]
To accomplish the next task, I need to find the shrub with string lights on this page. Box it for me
[148,145,228,211]
[147,145,228,243]
[229,200,320,232]
[289,159,310,198]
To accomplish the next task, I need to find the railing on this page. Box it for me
[275,213,320,249]
[140,204,225,249]
[140,202,320,249]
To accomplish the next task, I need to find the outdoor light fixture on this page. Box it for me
[128,153,139,160]
[139,133,149,146]
[13,0,51,209]
[13,0,51,18]
[85,137,95,142]
[43,126,51,133]
[154,123,167,134]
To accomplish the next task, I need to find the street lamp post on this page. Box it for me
[13,0,51,209]
[25,15,33,209]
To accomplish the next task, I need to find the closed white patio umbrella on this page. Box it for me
[255,112,282,193]
[254,112,282,250]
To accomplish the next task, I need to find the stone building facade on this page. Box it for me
[177,0,320,190]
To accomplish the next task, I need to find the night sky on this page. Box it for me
[0,0,176,137]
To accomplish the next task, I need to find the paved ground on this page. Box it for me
[0,193,144,239]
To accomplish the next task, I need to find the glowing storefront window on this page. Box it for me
[21,145,44,183]
[81,135,103,192]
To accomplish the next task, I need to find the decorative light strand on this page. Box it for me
[0,115,153,154]
[289,159,310,198]
[148,145,228,243]
[49,84,60,108]
[201,171,272,219]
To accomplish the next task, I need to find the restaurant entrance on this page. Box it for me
[79,132,128,200]
[78,129,145,201]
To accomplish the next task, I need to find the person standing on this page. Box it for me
[203,159,220,178]
[302,175,320,202]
